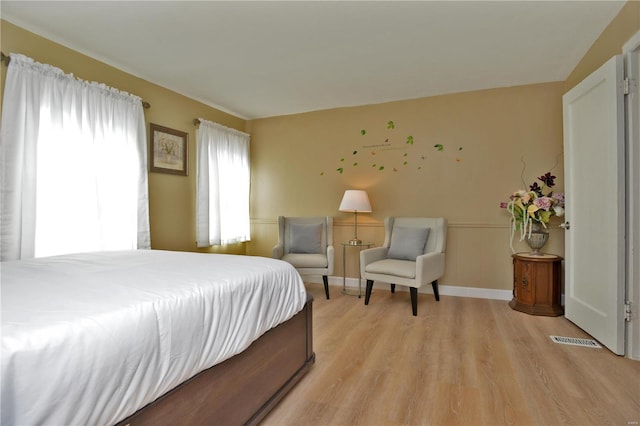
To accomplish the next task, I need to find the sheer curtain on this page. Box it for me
[0,53,150,261]
[196,119,250,246]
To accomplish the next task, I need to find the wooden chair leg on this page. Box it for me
[431,280,440,301]
[322,275,330,300]
[365,280,374,305]
[410,287,418,316]
[390,284,396,293]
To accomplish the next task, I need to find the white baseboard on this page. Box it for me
[306,276,513,301]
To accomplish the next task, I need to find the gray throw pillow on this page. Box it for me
[289,223,323,254]
[387,226,430,261]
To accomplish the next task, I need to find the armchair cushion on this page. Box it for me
[387,227,430,261]
[365,258,416,279]
[282,253,328,268]
[289,223,322,253]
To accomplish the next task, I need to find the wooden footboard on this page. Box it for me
[117,294,314,426]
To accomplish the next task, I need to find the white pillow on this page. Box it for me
[289,223,323,254]
[387,226,430,261]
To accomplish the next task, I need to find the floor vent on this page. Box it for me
[550,336,602,348]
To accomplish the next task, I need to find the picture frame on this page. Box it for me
[150,123,188,176]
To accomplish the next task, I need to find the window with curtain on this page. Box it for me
[196,119,250,247]
[0,53,150,261]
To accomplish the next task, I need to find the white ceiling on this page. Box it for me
[1,1,627,119]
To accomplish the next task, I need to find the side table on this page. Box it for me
[509,253,564,316]
[342,242,373,298]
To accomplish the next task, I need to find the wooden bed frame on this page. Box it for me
[116,293,314,426]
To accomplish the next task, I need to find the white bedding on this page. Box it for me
[0,250,307,425]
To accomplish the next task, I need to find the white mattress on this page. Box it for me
[0,250,307,425]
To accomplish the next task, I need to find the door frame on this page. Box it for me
[623,31,640,360]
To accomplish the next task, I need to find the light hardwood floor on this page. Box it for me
[262,283,640,426]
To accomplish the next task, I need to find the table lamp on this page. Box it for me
[339,190,372,245]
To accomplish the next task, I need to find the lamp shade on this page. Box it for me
[339,190,372,212]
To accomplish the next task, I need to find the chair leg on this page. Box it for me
[432,279,440,301]
[365,279,374,305]
[390,283,396,293]
[410,287,418,316]
[322,275,330,300]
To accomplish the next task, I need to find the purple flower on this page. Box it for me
[529,182,543,196]
[538,172,556,188]
[534,196,552,211]
[552,192,565,204]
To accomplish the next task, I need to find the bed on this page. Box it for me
[1,250,314,425]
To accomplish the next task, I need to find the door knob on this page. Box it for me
[560,222,570,230]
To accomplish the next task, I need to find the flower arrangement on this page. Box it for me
[501,172,565,252]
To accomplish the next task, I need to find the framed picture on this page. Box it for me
[150,123,188,176]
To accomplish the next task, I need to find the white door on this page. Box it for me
[623,32,640,360]
[562,55,626,355]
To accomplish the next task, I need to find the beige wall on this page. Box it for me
[0,20,247,254]
[247,83,566,290]
[247,0,640,290]
[564,0,640,92]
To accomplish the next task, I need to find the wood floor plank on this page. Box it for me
[261,283,640,426]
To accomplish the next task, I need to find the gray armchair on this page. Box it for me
[360,217,447,315]
[273,216,335,299]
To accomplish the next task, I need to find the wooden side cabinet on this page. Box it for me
[509,253,564,316]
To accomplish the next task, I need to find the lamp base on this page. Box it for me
[348,239,362,245]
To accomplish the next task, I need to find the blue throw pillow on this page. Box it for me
[289,223,323,254]
[387,227,430,261]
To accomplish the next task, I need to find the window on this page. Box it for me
[195,119,250,246]
[0,53,150,260]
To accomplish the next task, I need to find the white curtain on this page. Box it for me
[196,119,250,246]
[0,53,150,260]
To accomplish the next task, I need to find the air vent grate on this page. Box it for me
[550,336,602,348]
